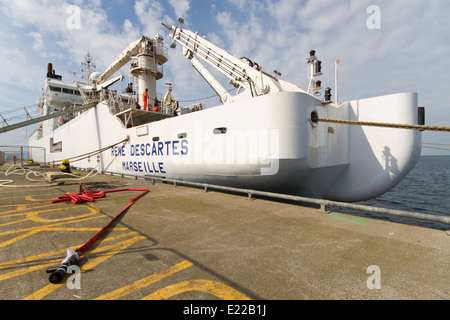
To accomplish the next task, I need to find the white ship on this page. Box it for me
[29,21,422,202]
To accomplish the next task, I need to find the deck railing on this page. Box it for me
[96,169,450,227]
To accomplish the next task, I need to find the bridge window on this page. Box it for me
[62,88,74,94]
[49,86,61,92]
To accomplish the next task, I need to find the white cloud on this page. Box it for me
[0,1,143,88]
[168,0,190,20]
[134,0,166,36]
[0,46,36,89]
[28,32,45,55]
[211,0,449,101]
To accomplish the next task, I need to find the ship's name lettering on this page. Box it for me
[111,139,189,157]
[122,161,166,173]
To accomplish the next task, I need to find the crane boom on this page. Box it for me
[161,22,282,101]
[95,36,151,89]
[93,35,168,108]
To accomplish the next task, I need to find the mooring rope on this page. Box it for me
[422,143,450,146]
[314,117,450,132]
[52,136,129,164]
[422,143,450,151]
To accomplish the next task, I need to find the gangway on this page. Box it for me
[0,101,97,134]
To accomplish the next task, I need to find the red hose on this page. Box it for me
[51,183,149,256]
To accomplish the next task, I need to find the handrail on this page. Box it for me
[99,170,450,226]
[0,102,97,134]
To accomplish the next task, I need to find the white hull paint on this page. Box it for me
[29,90,421,202]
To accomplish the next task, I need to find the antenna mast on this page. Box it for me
[81,52,96,85]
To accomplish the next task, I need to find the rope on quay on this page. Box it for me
[313,117,450,132]
[0,137,129,187]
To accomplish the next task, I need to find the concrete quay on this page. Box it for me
[0,163,448,301]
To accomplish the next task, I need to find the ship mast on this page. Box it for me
[307,50,332,103]
[81,52,96,86]
[307,50,323,96]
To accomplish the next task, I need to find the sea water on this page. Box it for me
[331,156,450,230]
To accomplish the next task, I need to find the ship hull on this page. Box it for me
[29,91,421,202]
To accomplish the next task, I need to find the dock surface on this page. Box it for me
[0,163,448,301]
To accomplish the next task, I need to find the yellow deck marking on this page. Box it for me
[24,235,146,300]
[0,201,58,208]
[0,205,99,227]
[0,203,66,215]
[0,213,103,236]
[142,279,250,300]
[0,186,248,301]
[1,203,90,216]
[0,186,60,195]
[0,248,76,270]
[0,232,137,280]
[0,192,61,201]
[95,260,194,300]
[0,204,99,233]
[25,208,99,224]
[0,218,29,227]
[0,215,104,248]
[0,258,61,282]
[24,195,64,202]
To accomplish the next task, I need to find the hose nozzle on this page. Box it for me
[46,248,79,284]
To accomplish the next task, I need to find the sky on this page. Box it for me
[0,0,449,154]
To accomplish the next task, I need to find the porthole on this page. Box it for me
[213,127,227,134]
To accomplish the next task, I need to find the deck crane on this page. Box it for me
[94,35,168,108]
[161,21,286,104]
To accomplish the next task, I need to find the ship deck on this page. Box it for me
[115,107,173,127]
[0,162,448,304]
